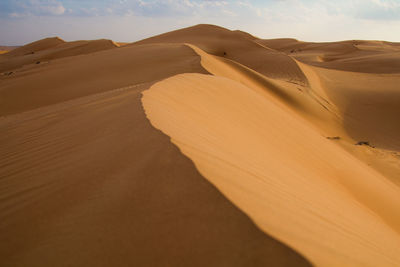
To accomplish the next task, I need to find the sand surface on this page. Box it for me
[0,34,310,266]
[2,24,400,266]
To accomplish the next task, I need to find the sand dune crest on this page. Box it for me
[142,73,400,267]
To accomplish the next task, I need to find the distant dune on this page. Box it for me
[135,24,308,84]
[1,24,400,267]
[259,38,400,73]
[0,37,118,73]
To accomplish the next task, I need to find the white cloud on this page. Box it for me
[39,1,65,15]
[9,12,25,18]
[11,0,66,17]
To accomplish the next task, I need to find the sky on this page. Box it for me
[0,0,400,45]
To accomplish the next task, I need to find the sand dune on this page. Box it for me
[0,37,118,73]
[135,24,308,84]
[259,38,400,73]
[0,37,310,266]
[0,43,205,116]
[5,37,65,57]
[1,24,400,266]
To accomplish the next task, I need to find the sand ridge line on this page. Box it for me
[0,74,312,267]
[142,73,400,267]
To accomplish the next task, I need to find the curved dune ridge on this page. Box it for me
[1,24,400,266]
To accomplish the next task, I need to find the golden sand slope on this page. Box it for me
[142,72,400,267]
[0,42,311,266]
[142,39,400,266]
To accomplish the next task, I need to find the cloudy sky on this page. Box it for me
[0,0,399,45]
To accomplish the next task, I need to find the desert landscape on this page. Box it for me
[1,24,400,267]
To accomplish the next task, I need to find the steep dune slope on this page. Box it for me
[0,41,311,266]
[135,24,308,84]
[142,72,400,267]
